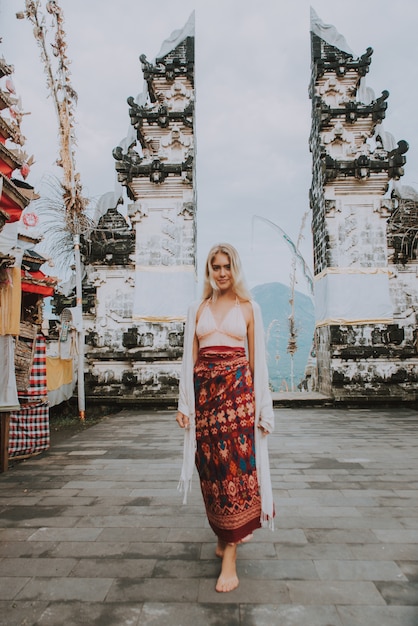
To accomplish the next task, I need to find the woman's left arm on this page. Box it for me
[246,302,255,376]
[250,300,274,435]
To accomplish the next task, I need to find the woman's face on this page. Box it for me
[211,252,233,293]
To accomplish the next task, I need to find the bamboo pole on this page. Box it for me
[73,235,85,419]
[0,412,10,473]
[21,1,88,419]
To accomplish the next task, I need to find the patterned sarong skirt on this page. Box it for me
[194,346,262,543]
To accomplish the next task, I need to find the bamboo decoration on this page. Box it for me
[287,211,309,391]
[18,1,88,418]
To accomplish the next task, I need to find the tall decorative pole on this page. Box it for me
[287,211,309,391]
[18,0,88,418]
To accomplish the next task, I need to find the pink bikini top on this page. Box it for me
[196,299,247,348]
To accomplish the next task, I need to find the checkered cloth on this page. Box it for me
[9,334,50,458]
[18,334,48,404]
[9,401,50,458]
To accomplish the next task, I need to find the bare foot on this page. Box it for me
[215,539,226,558]
[216,543,239,592]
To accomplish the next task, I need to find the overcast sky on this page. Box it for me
[1,0,417,294]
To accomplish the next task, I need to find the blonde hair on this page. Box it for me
[202,243,252,301]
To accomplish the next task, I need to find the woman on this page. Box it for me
[176,243,274,593]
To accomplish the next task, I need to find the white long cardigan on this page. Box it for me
[177,299,275,527]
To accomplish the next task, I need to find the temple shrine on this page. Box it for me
[77,14,196,402]
[309,10,418,401]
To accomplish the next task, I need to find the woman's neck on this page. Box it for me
[213,289,236,303]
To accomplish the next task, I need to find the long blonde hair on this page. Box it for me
[202,243,252,301]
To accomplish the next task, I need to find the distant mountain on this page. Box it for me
[251,282,315,391]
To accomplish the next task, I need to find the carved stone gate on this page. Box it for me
[81,14,196,402]
[309,10,418,401]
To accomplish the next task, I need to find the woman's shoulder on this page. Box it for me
[237,298,255,324]
[237,297,260,310]
[196,298,209,317]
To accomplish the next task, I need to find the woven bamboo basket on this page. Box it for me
[14,321,37,392]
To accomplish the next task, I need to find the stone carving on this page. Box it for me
[164,80,193,110]
[318,76,350,106]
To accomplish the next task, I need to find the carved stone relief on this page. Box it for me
[318,76,352,106]
[163,80,193,111]
[135,207,195,266]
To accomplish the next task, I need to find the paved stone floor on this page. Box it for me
[0,406,418,626]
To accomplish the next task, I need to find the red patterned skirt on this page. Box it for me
[194,346,262,543]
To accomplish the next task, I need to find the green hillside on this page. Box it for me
[251,283,315,391]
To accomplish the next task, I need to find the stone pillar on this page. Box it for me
[107,14,197,401]
[309,11,418,401]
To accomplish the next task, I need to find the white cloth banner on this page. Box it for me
[133,266,196,320]
[0,222,18,255]
[0,335,20,411]
[315,270,393,325]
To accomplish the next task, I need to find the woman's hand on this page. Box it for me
[176,411,190,429]
[257,423,269,435]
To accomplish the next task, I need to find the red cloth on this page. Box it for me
[0,161,13,177]
[18,334,48,403]
[194,346,262,543]
[21,270,55,296]
[0,192,23,222]
[9,335,50,458]
[9,402,50,458]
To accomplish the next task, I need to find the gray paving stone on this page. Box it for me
[270,529,307,544]
[276,515,403,529]
[0,496,41,506]
[153,558,219,579]
[139,602,240,626]
[38,496,96,506]
[337,605,418,626]
[401,518,418,529]
[16,577,113,601]
[0,529,33,541]
[373,529,418,543]
[10,515,82,529]
[375,581,418,605]
[0,540,59,558]
[166,527,217,542]
[240,558,318,580]
[349,543,418,561]
[97,527,170,542]
[0,557,77,577]
[46,540,132,558]
[240,604,344,626]
[105,577,199,602]
[0,577,30,600]
[304,528,382,544]
[27,527,103,542]
[287,581,386,605]
[35,602,143,626]
[313,559,407,581]
[278,543,355,560]
[70,557,156,579]
[0,601,49,626]
[397,561,418,582]
[129,541,201,560]
[74,513,206,529]
[0,406,417,624]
